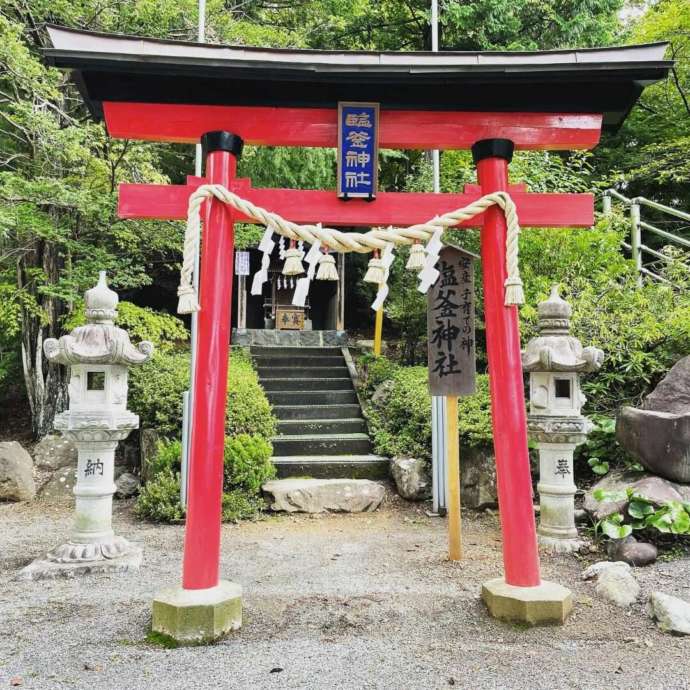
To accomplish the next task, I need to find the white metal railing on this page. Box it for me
[602,190,690,286]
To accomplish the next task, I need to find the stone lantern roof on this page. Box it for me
[44,272,153,366]
[521,286,603,373]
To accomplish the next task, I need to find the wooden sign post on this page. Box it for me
[428,246,476,561]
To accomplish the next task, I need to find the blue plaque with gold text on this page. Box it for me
[337,102,379,199]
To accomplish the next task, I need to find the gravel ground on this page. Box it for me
[1,494,689,690]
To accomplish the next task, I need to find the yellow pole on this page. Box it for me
[446,395,462,560]
[373,307,383,356]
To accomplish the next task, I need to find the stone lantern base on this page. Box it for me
[538,534,586,555]
[482,578,573,625]
[18,538,142,581]
[151,581,243,645]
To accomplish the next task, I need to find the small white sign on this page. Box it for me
[235,251,250,276]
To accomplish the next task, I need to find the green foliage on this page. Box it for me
[225,349,277,439]
[580,416,643,477]
[243,0,622,51]
[593,488,690,540]
[599,513,633,540]
[597,0,690,209]
[128,352,190,437]
[366,365,493,462]
[221,490,266,524]
[136,433,274,523]
[518,216,690,413]
[383,254,429,364]
[149,439,183,477]
[128,348,276,439]
[223,434,275,495]
[135,469,185,523]
[356,353,401,396]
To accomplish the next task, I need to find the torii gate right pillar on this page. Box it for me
[473,139,573,624]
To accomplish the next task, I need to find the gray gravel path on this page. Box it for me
[1,495,689,690]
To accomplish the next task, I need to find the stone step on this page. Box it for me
[254,355,345,368]
[266,390,358,406]
[271,455,390,480]
[251,346,343,356]
[257,366,350,379]
[277,418,367,435]
[261,377,354,392]
[263,477,386,513]
[272,404,362,421]
[272,433,371,456]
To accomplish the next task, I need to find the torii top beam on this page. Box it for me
[44,26,670,150]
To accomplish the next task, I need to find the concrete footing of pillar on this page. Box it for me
[481,578,573,625]
[151,580,242,645]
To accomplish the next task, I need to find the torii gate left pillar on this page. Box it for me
[151,132,243,642]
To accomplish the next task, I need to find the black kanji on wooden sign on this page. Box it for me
[427,246,476,397]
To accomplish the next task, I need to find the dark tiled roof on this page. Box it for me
[44,25,671,129]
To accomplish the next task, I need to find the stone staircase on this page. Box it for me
[251,346,388,479]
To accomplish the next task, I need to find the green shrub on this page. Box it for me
[225,349,277,439]
[577,415,642,477]
[594,488,690,542]
[136,433,274,523]
[129,351,189,436]
[128,348,276,440]
[135,469,185,523]
[149,439,182,477]
[222,490,266,523]
[224,433,275,494]
[356,353,401,396]
[366,366,493,462]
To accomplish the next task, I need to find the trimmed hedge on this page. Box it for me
[129,347,276,440]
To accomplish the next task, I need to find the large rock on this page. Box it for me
[649,592,690,635]
[582,561,639,607]
[0,442,36,502]
[39,466,77,503]
[390,457,430,501]
[617,355,690,482]
[461,446,497,509]
[644,356,690,414]
[370,380,395,409]
[596,567,640,607]
[33,435,77,471]
[262,478,385,513]
[582,560,631,581]
[584,470,690,521]
[115,472,140,498]
[607,536,658,567]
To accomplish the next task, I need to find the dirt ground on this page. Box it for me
[1,493,689,690]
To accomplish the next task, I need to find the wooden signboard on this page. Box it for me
[427,245,477,562]
[427,246,476,397]
[276,307,305,331]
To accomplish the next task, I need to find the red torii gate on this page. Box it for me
[117,112,593,593]
[44,25,670,639]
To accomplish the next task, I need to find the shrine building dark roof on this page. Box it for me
[44,25,671,130]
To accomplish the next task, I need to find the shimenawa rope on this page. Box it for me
[176,184,524,314]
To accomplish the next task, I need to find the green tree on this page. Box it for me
[596,0,690,211]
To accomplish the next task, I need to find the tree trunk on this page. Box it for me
[18,238,68,439]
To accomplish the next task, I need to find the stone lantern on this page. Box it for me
[521,286,603,553]
[20,272,153,579]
